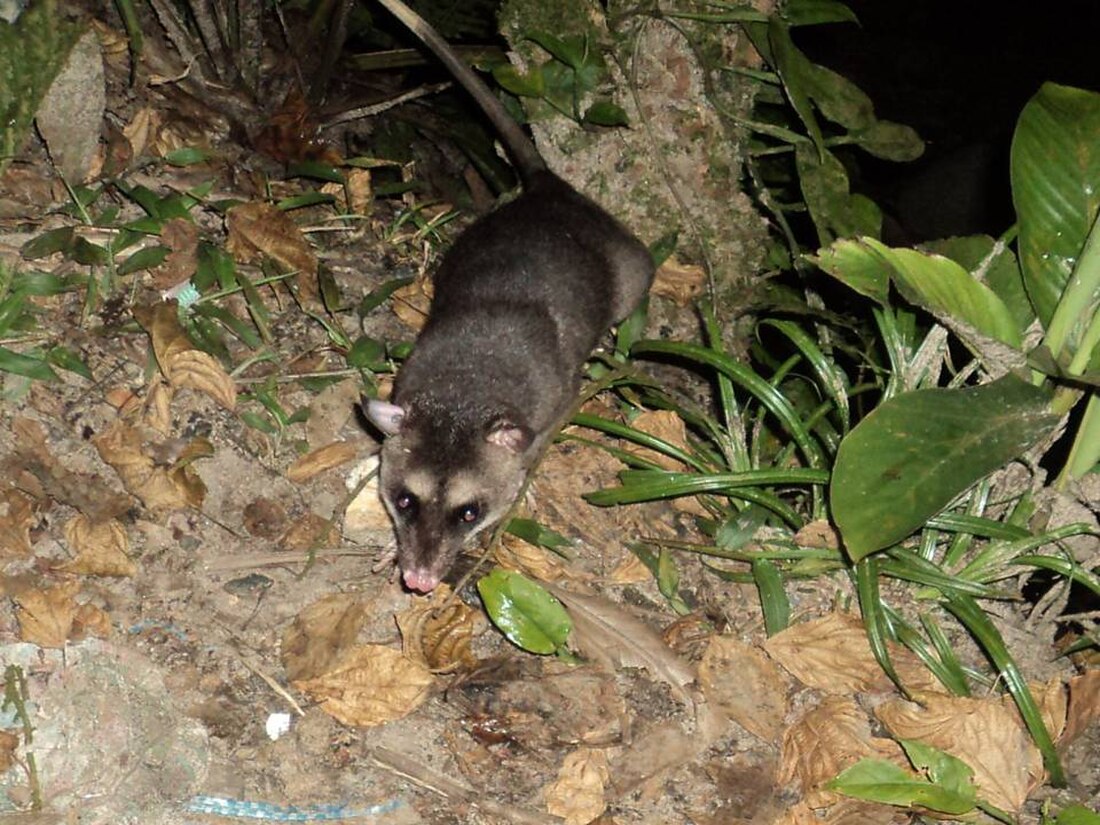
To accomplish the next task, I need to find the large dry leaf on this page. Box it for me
[395,584,479,673]
[71,602,112,640]
[57,515,136,577]
[494,533,573,583]
[15,580,81,648]
[1063,669,1100,745]
[779,696,901,805]
[698,635,788,742]
[391,270,432,331]
[651,257,706,306]
[293,644,433,727]
[94,422,202,511]
[286,441,359,483]
[544,748,611,825]
[546,584,694,703]
[0,490,35,558]
[624,410,692,471]
[226,201,318,296]
[282,593,368,682]
[136,302,237,410]
[876,693,1044,812]
[764,612,941,695]
[152,217,199,290]
[10,417,131,521]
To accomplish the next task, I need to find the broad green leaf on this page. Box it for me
[1011,83,1100,326]
[117,245,169,276]
[21,226,76,260]
[346,335,386,370]
[851,120,924,162]
[768,18,824,156]
[828,756,976,814]
[477,568,572,655]
[286,161,344,184]
[45,346,92,380]
[831,374,1059,560]
[865,239,1023,348]
[805,64,874,130]
[796,146,879,243]
[1054,805,1100,825]
[813,237,890,303]
[783,0,858,26]
[527,31,586,70]
[505,518,573,552]
[924,236,1034,334]
[899,739,975,799]
[0,346,57,381]
[582,100,629,128]
[492,63,545,98]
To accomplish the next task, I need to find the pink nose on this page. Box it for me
[403,568,440,593]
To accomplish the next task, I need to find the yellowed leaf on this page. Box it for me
[94,422,197,511]
[287,441,359,483]
[72,602,112,640]
[135,303,237,410]
[544,748,611,825]
[876,693,1044,812]
[607,553,650,584]
[321,168,372,215]
[651,257,706,306]
[58,515,136,577]
[0,490,35,558]
[226,201,318,296]
[15,580,81,648]
[122,106,157,157]
[282,592,368,682]
[623,410,691,471]
[395,584,479,673]
[391,271,432,331]
[493,533,571,582]
[293,644,434,727]
[764,612,941,695]
[698,635,788,742]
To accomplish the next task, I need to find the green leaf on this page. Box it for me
[21,226,76,260]
[813,237,891,304]
[864,239,1023,348]
[850,120,925,162]
[828,753,976,814]
[286,161,344,184]
[505,518,573,552]
[796,144,877,243]
[346,335,387,370]
[477,568,572,655]
[527,31,586,70]
[899,740,975,799]
[492,63,545,98]
[45,346,92,379]
[117,245,169,276]
[0,346,57,381]
[163,146,215,166]
[582,100,629,127]
[923,236,1034,334]
[831,374,1060,560]
[768,18,824,157]
[782,0,859,26]
[1053,805,1100,825]
[805,64,874,130]
[1011,82,1100,326]
[752,558,789,635]
[358,276,414,316]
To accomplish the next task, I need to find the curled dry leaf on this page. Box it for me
[14,580,82,648]
[292,644,433,727]
[122,106,157,157]
[651,257,707,306]
[94,422,204,511]
[764,612,941,696]
[494,533,571,582]
[876,693,1044,813]
[286,441,359,484]
[152,217,199,291]
[697,635,788,743]
[58,515,136,577]
[779,696,903,806]
[395,584,479,673]
[144,379,174,435]
[0,489,35,558]
[624,410,691,471]
[226,201,318,297]
[391,271,432,331]
[282,592,368,683]
[544,748,611,825]
[136,302,237,410]
[72,602,112,640]
[321,168,372,215]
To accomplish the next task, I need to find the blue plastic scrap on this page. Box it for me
[185,795,403,822]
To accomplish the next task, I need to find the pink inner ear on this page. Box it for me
[365,399,405,436]
[485,422,530,453]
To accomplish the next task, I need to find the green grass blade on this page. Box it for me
[760,318,851,433]
[752,558,790,635]
[855,556,907,695]
[571,412,711,472]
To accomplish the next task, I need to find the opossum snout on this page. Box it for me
[403,566,441,593]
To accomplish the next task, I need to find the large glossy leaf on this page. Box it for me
[814,238,890,304]
[924,236,1034,334]
[1011,83,1100,326]
[865,239,1023,348]
[477,569,571,655]
[831,374,1058,560]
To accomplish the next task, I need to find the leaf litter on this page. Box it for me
[0,24,1096,825]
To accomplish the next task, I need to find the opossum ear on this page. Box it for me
[363,397,406,436]
[485,417,532,453]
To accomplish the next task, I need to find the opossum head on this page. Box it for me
[365,398,534,593]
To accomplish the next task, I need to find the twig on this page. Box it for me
[325,82,452,127]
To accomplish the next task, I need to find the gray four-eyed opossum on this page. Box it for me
[366,0,654,593]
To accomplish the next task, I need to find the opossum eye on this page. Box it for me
[394,490,418,515]
[456,503,480,524]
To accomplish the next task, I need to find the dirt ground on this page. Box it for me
[1,13,1099,825]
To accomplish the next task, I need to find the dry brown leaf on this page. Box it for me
[321,168,372,215]
[0,490,35,558]
[94,422,198,511]
[395,584,479,673]
[794,519,842,550]
[226,201,318,296]
[122,106,157,157]
[769,800,828,825]
[544,748,611,825]
[286,441,359,483]
[293,644,433,727]
[136,303,237,410]
[764,612,942,695]
[242,497,289,539]
[876,693,1044,812]
[608,553,650,584]
[698,635,788,742]
[58,515,136,577]
[144,379,174,434]
[1063,669,1100,745]
[779,696,901,805]
[651,257,706,305]
[623,410,691,471]
[1023,678,1067,744]
[279,512,340,551]
[391,270,432,331]
[824,798,905,825]
[152,217,199,290]
[71,602,112,640]
[0,730,18,774]
[344,457,392,538]
[282,592,368,682]
[494,533,572,582]
[15,580,81,648]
